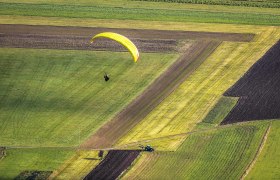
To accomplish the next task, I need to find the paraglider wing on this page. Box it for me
[90,32,139,62]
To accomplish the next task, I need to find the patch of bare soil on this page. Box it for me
[0,24,254,41]
[0,33,178,52]
[222,40,280,124]
[0,24,253,53]
[83,150,140,180]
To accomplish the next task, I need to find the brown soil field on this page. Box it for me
[222,40,280,124]
[83,150,140,180]
[0,33,178,53]
[0,24,254,43]
[0,24,253,53]
[81,40,221,149]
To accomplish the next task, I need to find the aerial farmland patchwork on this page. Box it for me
[0,0,279,179]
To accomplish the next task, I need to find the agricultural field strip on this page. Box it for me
[2,0,280,15]
[134,0,280,8]
[123,121,270,179]
[115,120,277,150]
[0,34,178,53]
[117,27,280,147]
[2,120,277,151]
[0,24,254,42]
[84,150,140,180]
[0,16,274,35]
[0,24,252,54]
[241,122,272,179]
[245,120,280,179]
[0,2,280,25]
[222,40,280,124]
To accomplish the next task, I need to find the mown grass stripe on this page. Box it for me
[0,2,280,25]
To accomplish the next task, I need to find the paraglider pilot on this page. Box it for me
[104,73,110,82]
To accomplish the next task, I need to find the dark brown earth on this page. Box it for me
[0,24,254,43]
[0,24,254,53]
[81,40,221,149]
[83,150,140,180]
[222,40,280,124]
[0,33,178,53]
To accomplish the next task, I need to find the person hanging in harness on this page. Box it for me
[104,72,110,82]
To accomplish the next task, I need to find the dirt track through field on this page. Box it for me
[0,24,253,53]
[81,40,221,148]
[0,24,254,42]
[83,150,140,180]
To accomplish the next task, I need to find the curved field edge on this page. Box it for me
[245,120,280,179]
[123,121,270,179]
[116,27,280,148]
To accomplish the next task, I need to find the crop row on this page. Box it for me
[0,2,280,26]
[134,0,280,8]
[123,122,270,179]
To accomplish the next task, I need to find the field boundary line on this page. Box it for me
[240,121,272,180]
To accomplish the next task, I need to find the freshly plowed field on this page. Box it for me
[84,150,140,180]
[0,24,254,43]
[0,24,253,53]
[222,40,280,124]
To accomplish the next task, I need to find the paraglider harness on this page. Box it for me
[104,73,110,82]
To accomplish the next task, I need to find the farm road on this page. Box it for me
[0,24,253,52]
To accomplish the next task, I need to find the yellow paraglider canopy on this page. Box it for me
[90,32,139,62]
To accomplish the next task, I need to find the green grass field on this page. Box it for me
[135,0,280,8]
[195,96,238,129]
[0,148,73,179]
[0,48,178,147]
[246,120,280,179]
[0,2,280,25]
[123,121,270,179]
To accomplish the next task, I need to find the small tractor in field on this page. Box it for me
[139,145,154,152]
